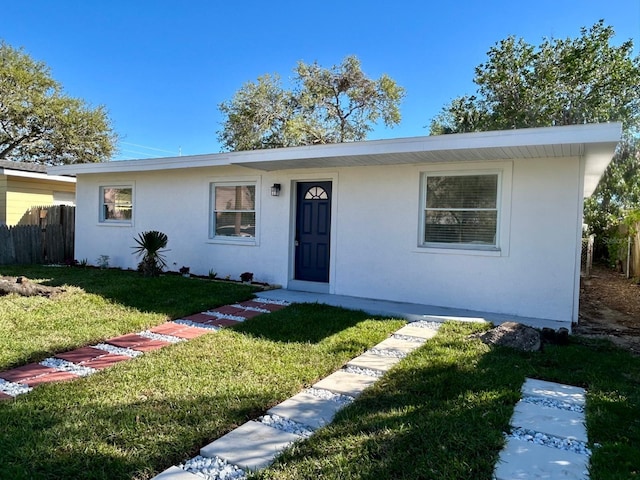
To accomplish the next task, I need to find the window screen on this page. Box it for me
[211,184,256,238]
[423,174,498,246]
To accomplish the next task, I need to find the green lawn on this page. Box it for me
[0,266,256,370]
[255,322,640,480]
[1,267,639,480]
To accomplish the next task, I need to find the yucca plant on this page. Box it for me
[132,230,168,277]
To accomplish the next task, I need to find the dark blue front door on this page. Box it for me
[295,181,332,282]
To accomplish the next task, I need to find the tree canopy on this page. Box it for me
[218,55,405,151]
[0,41,117,165]
[429,21,640,242]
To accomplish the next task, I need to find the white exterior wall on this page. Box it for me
[74,155,582,323]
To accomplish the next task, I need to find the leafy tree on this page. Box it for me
[218,55,405,151]
[0,41,117,165]
[429,21,640,249]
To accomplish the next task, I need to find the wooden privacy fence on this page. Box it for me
[0,205,75,265]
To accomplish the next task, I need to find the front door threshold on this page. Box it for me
[287,279,330,294]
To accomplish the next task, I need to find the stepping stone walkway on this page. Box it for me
[0,299,289,400]
[153,320,441,480]
[494,378,591,480]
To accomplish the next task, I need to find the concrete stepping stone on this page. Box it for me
[55,346,106,363]
[267,391,345,429]
[373,337,422,354]
[511,400,587,442]
[347,351,402,372]
[0,363,56,383]
[313,370,378,397]
[522,378,586,406]
[494,437,589,480]
[394,325,438,340]
[200,421,300,472]
[153,466,201,479]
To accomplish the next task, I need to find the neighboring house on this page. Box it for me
[0,160,76,226]
[50,123,621,328]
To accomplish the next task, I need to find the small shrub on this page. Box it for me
[240,272,254,283]
[208,269,217,279]
[132,231,169,277]
[97,255,110,269]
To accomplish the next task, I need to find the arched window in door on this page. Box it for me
[304,186,328,200]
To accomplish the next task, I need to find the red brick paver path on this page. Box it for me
[0,299,288,400]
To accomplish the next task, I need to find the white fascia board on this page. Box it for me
[49,153,231,175]
[0,168,76,183]
[48,122,622,176]
[229,122,623,165]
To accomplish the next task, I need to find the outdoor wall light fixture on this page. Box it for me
[271,183,281,196]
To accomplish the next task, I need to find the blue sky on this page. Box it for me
[3,0,639,160]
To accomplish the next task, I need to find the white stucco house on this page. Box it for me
[50,123,621,329]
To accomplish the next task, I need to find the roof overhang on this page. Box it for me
[0,168,76,183]
[49,123,622,197]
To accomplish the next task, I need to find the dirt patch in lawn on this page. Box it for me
[577,264,640,355]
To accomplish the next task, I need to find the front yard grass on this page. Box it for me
[0,265,256,370]
[255,322,640,480]
[1,267,639,479]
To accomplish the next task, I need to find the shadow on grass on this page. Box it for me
[233,302,401,345]
[0,390,266,480]
[256,325,640,480]
[256,334,524,479]
[0,265,256,319]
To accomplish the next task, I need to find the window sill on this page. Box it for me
[97,221,133,227]
[206,237,258,246]
[414,244,502,257]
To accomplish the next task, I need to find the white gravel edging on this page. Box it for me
[40,358,97,377]
[203,311,247,322]
[368,348,407,358]
[0,378,32,396]
[305,387,354,406]
[343,365,384,378]
[392,334,426,343]
[408,320,443,330]
[521,395,585,413]
[179,455,246,480]
[258,414,314,438]
[231,304,270,314]
[507,427,592,456]
[138,330,185,343]
[93,343,143,357]
[173,319,221,330]
[253,298,290,306]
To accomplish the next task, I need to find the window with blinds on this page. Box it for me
[422,173,499,247]
[210,183,256,239]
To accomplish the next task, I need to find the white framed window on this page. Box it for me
[99,185,133,223]
[210,182,256,241]
[420,172,500,249]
